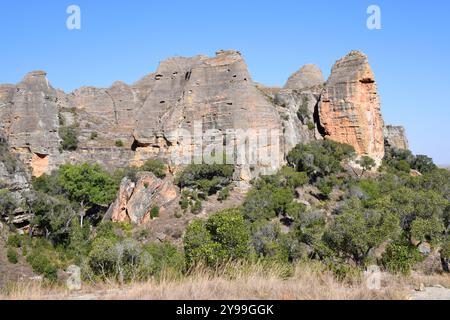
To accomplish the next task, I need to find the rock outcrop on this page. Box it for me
[284,64,324,90]
[0,49,390,183]
[0,71,60,176]
[384,125,409,150]
[318,51,385,162]
[104,172,179,224]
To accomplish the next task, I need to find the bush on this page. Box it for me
[250,220,289,262]
[410,218,444,245]
[7,247,18,264]
[381,242,422,275]
[140,159,167,179]
[357,156,376,174]
[26,249,58,281]
[90,132,98,140]
[59,125,79,151]
[184,209,251,266]
[324,209,401,265]
[176,164,234,195]
[0,189,18,221]
[115,140,124,147]
[150,206,160,219]
[287,140,355,181]
[139,242,185,279]
[7,234,22,248]
[217,187,230,202]
[242,184,293,222]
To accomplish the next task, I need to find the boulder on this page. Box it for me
[105,172,179,224]
[66,265,82,291]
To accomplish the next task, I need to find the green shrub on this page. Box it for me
[0,189,18,221]
[324,209,401,265]
[307,122,315,131]
[7,234,22,248]
[217,187,230,202]
[287,140,355,181]
[90,132,98,140]
[26,249,58,281]
[242,184,293,222]
[184,209,251,267]
[176,164,234,195]
[357,156,376,174]
[381,242,422,275]
[7,247,18,264]
[150,206,160,219]
[115,140,124,147]
[410,218,444,245]
[140,159,167,179]
[139,242,185,279]
[59,125,79,151]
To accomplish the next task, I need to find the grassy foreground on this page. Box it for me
[2,261,449,300]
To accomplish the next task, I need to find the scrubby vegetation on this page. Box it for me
[176,163,234,213]
[1,140,449,290]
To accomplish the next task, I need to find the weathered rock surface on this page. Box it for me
[0,71,60,176]
[284,64,324,90]
[318,51,385,162]
[104,172,179,224]
[0,49,391,184]
[133,50,284,179]
[384,125,409,150]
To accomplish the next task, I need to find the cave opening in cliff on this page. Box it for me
[313,101,326,136]
[131,139,150,151]
[360,78,375,84]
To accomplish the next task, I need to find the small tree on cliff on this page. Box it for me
[58,164,118,227]
[357,156,376,177]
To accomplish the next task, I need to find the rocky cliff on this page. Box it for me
[0,50,404,183]
[318,51,385,162]
[384,125,409,150]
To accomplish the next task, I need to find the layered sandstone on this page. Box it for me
[318,51,385,161]
[284,64,324,90]
[0,71,60,176]
[0,49,388,181]
[104,172,179,224]
[384,125,409,150]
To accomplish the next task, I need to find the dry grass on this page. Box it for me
[1,261,449,300]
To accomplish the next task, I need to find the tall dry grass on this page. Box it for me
[1,261,423,300]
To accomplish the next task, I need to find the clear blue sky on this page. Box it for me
[1,0,449,164]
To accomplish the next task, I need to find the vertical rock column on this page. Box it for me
[319,51,385,162]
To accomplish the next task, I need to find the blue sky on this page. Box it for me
[0,0,449,164]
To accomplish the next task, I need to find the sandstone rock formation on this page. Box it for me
[104,172,179,224]
[384,125,409,150]
[0,49,389,184]
[318,51,385,162]
[0,71,60,176]
[284,64,324,90]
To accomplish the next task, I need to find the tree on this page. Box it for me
[58,164,118,227]
[324,209,401,265]
[412,155,437,174]
[184,209,251,266]
[0,189,18,222]
[357,156,376,176]
[59,125,79,151]
[176,163,234,195]
[287,140,355,181]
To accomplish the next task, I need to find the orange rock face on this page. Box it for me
[319,51,385,162]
